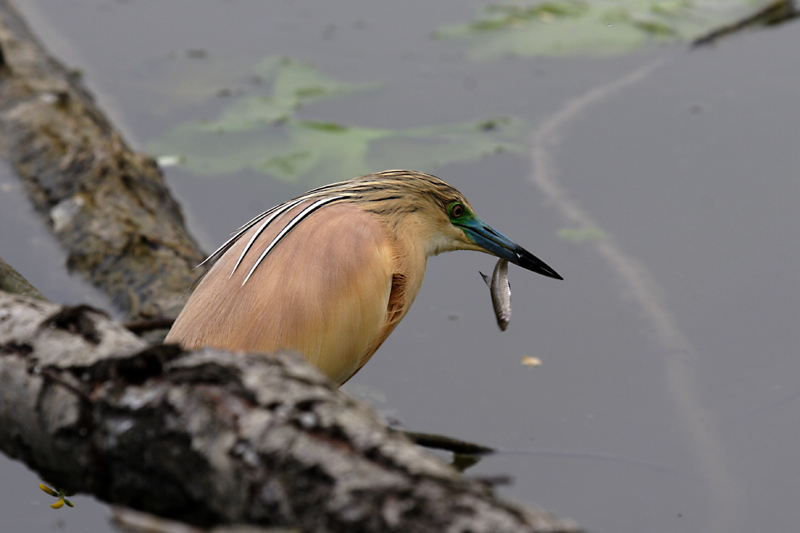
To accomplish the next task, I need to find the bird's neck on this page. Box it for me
[389,212,448,258]
[384,215,429,299]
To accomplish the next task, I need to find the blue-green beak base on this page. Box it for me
[460,221,563,280]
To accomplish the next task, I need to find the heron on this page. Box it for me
[165,170,562,385]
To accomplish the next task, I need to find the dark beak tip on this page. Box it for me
[515,248,563,280]
[537,266,563,280]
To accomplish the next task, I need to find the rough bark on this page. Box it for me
[0,0,205,320]
[0,291,580,533]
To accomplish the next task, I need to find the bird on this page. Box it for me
[165,170,562,385]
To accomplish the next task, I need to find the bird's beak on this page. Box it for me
[459,219,563,280]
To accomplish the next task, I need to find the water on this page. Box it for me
[2,1,799,531]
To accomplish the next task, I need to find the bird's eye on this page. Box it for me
[449,203,464,219]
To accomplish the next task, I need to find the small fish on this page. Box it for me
[480,258,511,331]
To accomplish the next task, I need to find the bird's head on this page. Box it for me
[351,171,563,280]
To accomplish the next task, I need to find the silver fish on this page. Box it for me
[480,258,511,331]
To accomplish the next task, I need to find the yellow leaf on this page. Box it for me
[39,484,58,497]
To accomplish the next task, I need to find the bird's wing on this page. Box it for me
[166,201,394,385]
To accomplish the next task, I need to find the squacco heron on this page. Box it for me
[166,170,562,385]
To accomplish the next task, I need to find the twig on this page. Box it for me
[123,317,176,334]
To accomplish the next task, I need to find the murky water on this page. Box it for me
[2,2,799,532]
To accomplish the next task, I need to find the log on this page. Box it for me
[0,291,580,533]
[0,0,205,320]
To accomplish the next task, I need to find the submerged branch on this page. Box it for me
[402,430,495,455]
[692,0,798,48]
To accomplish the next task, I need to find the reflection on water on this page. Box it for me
[528,53,739,533]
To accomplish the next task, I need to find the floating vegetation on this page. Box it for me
[435,0,775,59]
[150,57,531,188]
[557,226,608,243]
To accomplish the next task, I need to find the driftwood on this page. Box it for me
[0,0,205,320]
[0,291,579,533]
